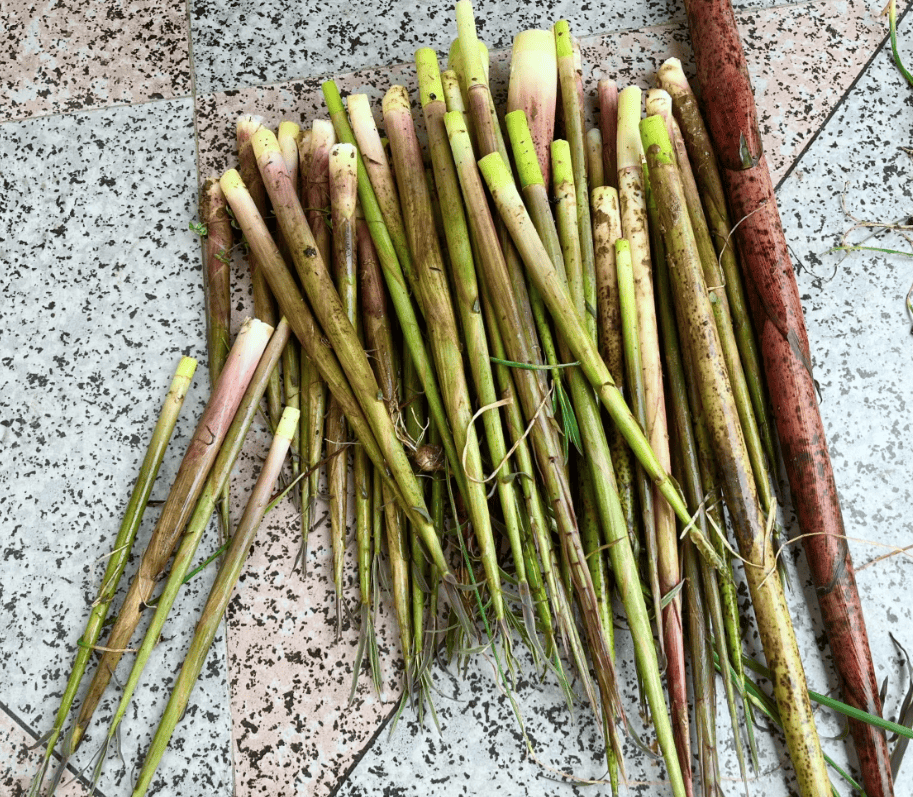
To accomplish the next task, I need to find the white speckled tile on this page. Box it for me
[335,10,913,797]
[188,0,819,96]
[0,0,193,124]
[0,98,232,796]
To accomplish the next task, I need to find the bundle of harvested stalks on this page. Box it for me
[30,5,905,797]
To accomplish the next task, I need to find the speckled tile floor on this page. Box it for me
[2,0,912,795]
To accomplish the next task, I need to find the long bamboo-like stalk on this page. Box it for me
[67,319,272,754]
[326,142,359,635]
[618,91,685,714]
[200,180,232,390]
[249,130,453,580]
[237,116,283,429]
[130,406,299,797]
[447,109,626,764]
[646,89,775,520]
[555,21,598,340]
[591,187,637,559]
[29,357,196,796]
[654,200,748,789]
[615,209,662,634]
[383,84,503,624]
[278,122,303,475]
[89,322,291,781]
[656,57,775,469]
[418,53,534,626]
[219,169,450,580]
[598,79,618,191]
[641,115,829,797]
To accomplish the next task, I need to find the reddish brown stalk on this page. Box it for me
[68,318,273,753]
[597,79,618,190]
[200,178,232,386]
[682,2,893,794]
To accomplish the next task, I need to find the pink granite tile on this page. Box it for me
[0,708,92,796]
[0,0,192,123]
[193,2,890,794]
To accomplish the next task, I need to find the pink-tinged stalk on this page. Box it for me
[507,30,557,188]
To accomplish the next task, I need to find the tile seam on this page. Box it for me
[775,0,913,193]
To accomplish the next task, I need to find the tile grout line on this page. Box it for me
[774,0,913,193]
[325,694,404,797]
[0,699,109,797]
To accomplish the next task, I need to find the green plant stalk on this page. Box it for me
[683,539,721,796]
[418,54,532,622]
[301,353,326,572]
[248,130,452,579]
[278,122,303,479]
[384,480,414,696]
[555,21,598,339]
[480,278,566,663]
[642,116,829,796]
[322,80,471,513]
[580,470,619,795]
[29,357,196,795]
[616,220,662,632]
[92,323,290,773]
[351,441,380,698]
[219,169,448,578]
[590,186,638,560]
[326,142,360,636]
[67,319,272,755]
[618,87,682,670]
[503,109,576,458]
[402,350,427,690]
[131,406,299,797]
[237,115,283,429]
[655,212,744,788]
[677,295,760,766]
[347,93,419,298]
[656,58,776,469]
[384,83,504,624]
[448,107,626,762]
[587,128,604,190]
[646,89,775,519]
[296,126,323,565]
